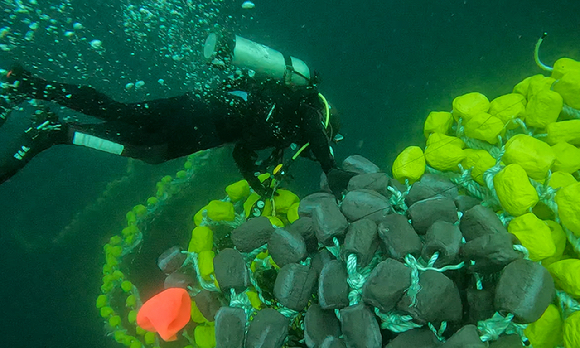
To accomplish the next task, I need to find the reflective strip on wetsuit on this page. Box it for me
[72,132,124,155]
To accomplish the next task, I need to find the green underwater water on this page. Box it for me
[0,0,579,347]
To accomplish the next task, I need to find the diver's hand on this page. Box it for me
[327,168,357,200]
[255,184,273,198]
[247,176,274,198]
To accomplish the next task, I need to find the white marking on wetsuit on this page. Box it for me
[266,104,276,122]
[72,132,124,155]
[14,145,31,160]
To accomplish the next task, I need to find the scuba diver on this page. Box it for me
[0,33,354,198]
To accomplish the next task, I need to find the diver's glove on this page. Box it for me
[255,183,273,198]
[327,168,357,200]
[248,179,281,218]
[247,175,276,198]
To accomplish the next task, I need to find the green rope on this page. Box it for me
[428,321,447,342]
[184,251,218,292]
[345,253,382,305]
[387,184,409,212]
[403,255,421,307]
[534,32,553,72]
[512,244,530,260]
[479,313,517,342]
[325,237,341,259]
[374,308,422,333]
[557,290,580,319]
[562,104,580,119]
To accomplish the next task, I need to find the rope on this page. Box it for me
[246,270,272,306]
[534,32,553,72]
[345,253,382,305]
[325,237,342,259]
[374,308,422,333]
[229,288,252,310]
[427,321,447,342]
[387,184,409,212]
[557,290,580,319]
[563,226,580,255]
[244,244,269,269]
[482,157,503,208]
[562,104,580,119]
[478,313,516,342]
[405,254,465,273]
[242,244,273,306]
[278,306,300,320]
[512,244,530,260]
[345,254,364,305]
[184,251,218,292]
[199,208,246,229]
[403,255,421,307]
[479,312,530,345]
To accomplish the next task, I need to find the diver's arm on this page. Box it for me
[300,100,336,173]
[232,142,269,196]
[300,96,357,198]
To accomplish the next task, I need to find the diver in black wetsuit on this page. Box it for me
[0,35,354,197]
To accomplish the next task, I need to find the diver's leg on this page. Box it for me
[2,64,192,131]
[0,119,176,184]
[0,102,180,184]
[3,64,245,163]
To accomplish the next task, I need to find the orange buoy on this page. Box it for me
[136,287,192,341]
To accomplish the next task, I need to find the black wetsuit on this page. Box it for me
[0,71,335,193]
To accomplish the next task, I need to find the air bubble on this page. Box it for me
[90,39,102,49]
[242,1,255,9]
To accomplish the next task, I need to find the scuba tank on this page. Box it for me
[203,32,312,87]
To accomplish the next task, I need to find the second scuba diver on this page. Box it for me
[0,32,356,198]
